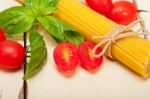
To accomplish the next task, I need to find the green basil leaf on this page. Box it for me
[24,0,56,16]
[25,0,49,9]
[37,16,84,45]
[42,7,57,15]
[0,6,35,36]
[61,23,84,45]
[51,35,62,43]
[49,0,59,7]
[37,16,65,40]
[64,31,84,46]
[23,31,47,80]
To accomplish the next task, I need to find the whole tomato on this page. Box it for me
[86,0,112,14]
[0,40,24,70]
[107,1,137,25]
[0,28,6,42]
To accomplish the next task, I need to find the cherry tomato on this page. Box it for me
[53,42,78,72]
[86,0,112,14]
[0,28,6,42]
[0,40,24,70]
[107,1,137,25]
[78,41,103,71]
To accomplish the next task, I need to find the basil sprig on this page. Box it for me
[0,0,84,80]
[37,16,84,45]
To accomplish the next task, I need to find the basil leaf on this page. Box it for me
[24,0,57,16]
[23,31,47,80]
[49,0,59,7]
[64,31,84,45]
[25,0,49,9]
[61,23,84,45]
[0,6,35,36]
[37,16,65,40]
[37,16,84,45]
[42,7,57,15]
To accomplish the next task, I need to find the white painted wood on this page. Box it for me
[0,1,23,99]
[0,70,23,99]
[0,0,150,99]
[136,0,150,40]
[28,1,150,99]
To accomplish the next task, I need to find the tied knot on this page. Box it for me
[107,31,119,43]
[92,20,150,59]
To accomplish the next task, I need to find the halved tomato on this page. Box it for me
[53,42,78,72]
[78,41,103,71]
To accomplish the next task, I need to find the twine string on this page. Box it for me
[92,20,150,59]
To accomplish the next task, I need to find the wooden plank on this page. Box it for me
[28,1,150,99]
[134,0,150,40]
[0,70,23,99]
[0,1,23,99]
[1,0,150,99]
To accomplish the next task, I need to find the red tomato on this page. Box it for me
[107,1,137,25]
[78,41,103,71]
[0,40,24,70]
[53,42,78,72]
[0,28,6,42]
[86,0,112,14]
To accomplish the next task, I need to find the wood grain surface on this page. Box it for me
[0,0,150,99]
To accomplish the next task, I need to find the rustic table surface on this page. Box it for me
[0,0,150,99]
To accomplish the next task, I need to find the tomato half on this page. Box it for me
[53,42,78,72]
[0,28,5,42]
[78,41,103,71]
[86,0,112,14]
[107,1,137,25]
[0,40,24,70]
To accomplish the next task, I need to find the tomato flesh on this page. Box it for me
[107,1,137,25]
[0,28,5,42]
[78,41,103,71]
[53,42,78,72]
[86,0,112,14]
[0,40,24,69]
